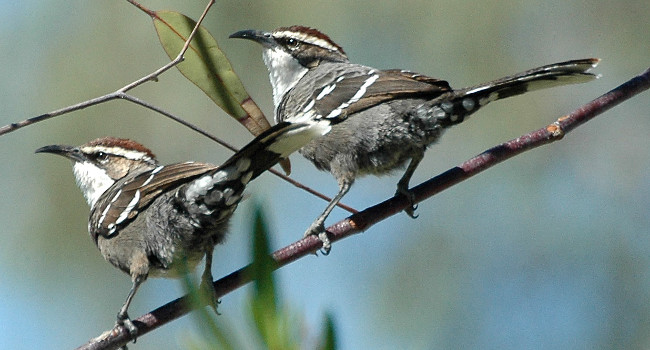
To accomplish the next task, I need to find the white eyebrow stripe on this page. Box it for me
[79,146,154,163]
[273,30,340,51]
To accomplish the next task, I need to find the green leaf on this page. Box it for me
[152,11,291,175]
[153,11,271,137]
[249,205,295,349]
[319,313,338,350]
[180,259,236,350]
[250,205,278,316]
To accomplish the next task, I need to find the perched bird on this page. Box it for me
[231,25,599,251]
[35,118,332,337]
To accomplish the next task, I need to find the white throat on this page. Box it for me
[262,48,308,123]
[72,161,115,207]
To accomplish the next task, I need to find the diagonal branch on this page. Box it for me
[74,66,650,350]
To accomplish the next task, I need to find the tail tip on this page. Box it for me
[587,58,601,70]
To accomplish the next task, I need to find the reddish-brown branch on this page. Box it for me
[75,67,650,350]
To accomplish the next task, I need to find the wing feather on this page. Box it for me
[90,162,216,240]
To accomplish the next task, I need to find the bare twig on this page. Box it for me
[120,93,237,151]
[0,1,214,137]
[122,0,216,92]
[74,65,650,350]
[0,0,355,214]
[0,94,118,136]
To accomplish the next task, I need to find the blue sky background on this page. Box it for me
[1,1,649,349]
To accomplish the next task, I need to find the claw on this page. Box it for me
[396,186,418,219]
[318,232,331,255]
[302,180,350,255]
[304,222,331,255]
[116,312,138,339]
[404,203,419,219]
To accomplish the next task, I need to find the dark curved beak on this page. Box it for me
[35,144,85,162]
[229,29,275,47]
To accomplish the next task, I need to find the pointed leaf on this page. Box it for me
[153,11,270,135]
[249,205,291,349]
[319,313,338,350]
[179,259,236,350]
[152,11,291,174]
[250,205,278,314]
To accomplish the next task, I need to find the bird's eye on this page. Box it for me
[286,38,300,50]
[95,151,109,163]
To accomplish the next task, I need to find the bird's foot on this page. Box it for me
[304,221,331,255]
[116,312,138,344]
[396,186,418,218]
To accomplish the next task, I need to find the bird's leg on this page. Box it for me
[200,246,219,313]
[304,180,352,255]
[116,274,145,339]
[396,151,424,218]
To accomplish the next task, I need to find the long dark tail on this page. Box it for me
[178,118,334,227]
[435,58,600,127]
[220,118,333,181]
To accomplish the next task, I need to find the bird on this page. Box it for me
[230,25,600,252]
[35,118,332,338]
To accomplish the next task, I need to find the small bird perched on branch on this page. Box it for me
[231,25,600,252]
[36,117,333,338]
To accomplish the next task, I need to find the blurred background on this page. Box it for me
[1,1,648,349]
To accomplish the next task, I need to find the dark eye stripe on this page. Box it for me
[280,37,301,50]
[87,151,110,164]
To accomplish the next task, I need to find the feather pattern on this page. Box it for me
[90,162,216,240]
[283,68,451,124]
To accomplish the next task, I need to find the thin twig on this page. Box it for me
[0,0,355,214]
[122,93,358,213]
[120,0,216,93]
[269,172,359,214]
[74,65,650,350]
[120,93,238,151]
[120,92,357,213]
[0,94,120,136]
[0,1,213,136]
